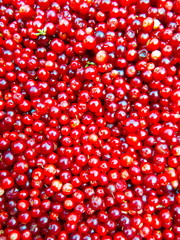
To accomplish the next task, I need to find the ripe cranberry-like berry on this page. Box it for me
[0,0,179,239]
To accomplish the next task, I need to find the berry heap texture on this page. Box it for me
[0,0,180,239]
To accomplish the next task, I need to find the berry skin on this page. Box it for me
[50,39,65,53]
[83,35,96,50]
[95,50,108,64]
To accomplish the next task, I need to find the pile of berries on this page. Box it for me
[0,0,180,239]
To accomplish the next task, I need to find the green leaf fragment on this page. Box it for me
[35,28,47,36]
[85,61,96,67]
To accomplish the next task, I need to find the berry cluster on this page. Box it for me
[0,0,180,239]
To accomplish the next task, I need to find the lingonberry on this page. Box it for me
[0,0,179,239]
